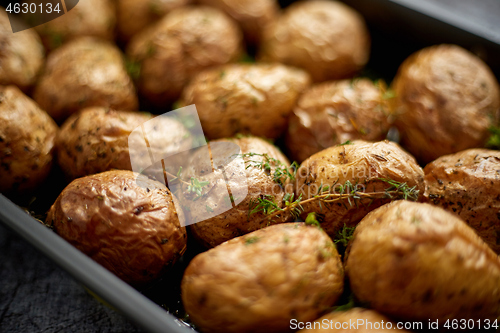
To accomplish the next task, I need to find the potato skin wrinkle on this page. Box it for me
[423,148,500,253]
[182,223,344,333]
[345,201,500,323]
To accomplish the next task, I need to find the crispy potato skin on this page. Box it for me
[127,6,243,107]
[392,44,500,164]
[56,107,191,180]
[259,1,370,82]
[33,38,138,122]
[423,149,500,253]
[286,79,393,163]
[46,170,187,286]
[298,308,410,332]
[182,223,344,333]
[180,63,311,140]
[186,136,294,248]
[36,0,116,50]
[0,86,58,194]
[345,201,500,322]
[295,140,424,238]
[197,0,278,45]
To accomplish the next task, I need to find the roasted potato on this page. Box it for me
[423,149,500,253]
[259,1,370,82]
[180,63,311,140]
[392,44,500,164]
[126,6,243,107]
[33,38,138,122]
[197,0,279,45]
[295,140,424,238]
[46,170,187,286]
[297,308,410,332]
[0,86,58,194]
[345,201,500,323]
[286,79,394,163]
[0,8,45,91]
[182,222,344,333]
[35,0,116,50]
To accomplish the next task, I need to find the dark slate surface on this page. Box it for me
[0,224,145,333]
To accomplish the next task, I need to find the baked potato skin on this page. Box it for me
[295,140,424,238]
[393,44,500,164]
[126,6,243,107]
[345,201,500,322]
[33,38,138,122]
[0,86,58,194]
[259,1,370,82]
[46,170,187,286]
[286,79,393,163]
[423,149,500,253]
[182,223,344,333]
[180,63,311,140]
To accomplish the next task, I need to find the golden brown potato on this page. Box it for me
[345,201,500,323]
[183,136,294,248]
[423,149,500,253]
[180,63,311,140]
[259,1,370,82]
[182,223,344,333]
[33,38,138,122]
[0,8,45,91]
[295,140,424,239]
[116,0,190,43]
[286,79,394,163]
[35,0,116,50]
[56,107,192,180]
[126,6,243,107]
[392,44,500,164]
[0,85,58,194]
[297,308,410,332]
[46,170,187,286]
[197,0,278,45]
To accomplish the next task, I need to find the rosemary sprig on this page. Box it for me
[239,152,298,186]
[334,224,356,247]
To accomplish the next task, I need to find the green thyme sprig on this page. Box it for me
[334,224,356,247]
[486,126,500,149]
[239,152,298,186]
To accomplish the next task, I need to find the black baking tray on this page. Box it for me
[1,1,500,332]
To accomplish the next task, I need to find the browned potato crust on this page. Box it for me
[56,107,191,180]
[345,201,500,322]
[182,223,344,333]
[185,136,294,248]
[286,79,393,163]
[46,170,187,286]
[298,308,410,332]
[116,0,190,43]
[126,6,243,107]
[392,44,500,164]
[295,140,424,238]
[259,1,370,82]
[33,38,138,122]
[180,63,311,140]
[0,86,58,194]
[35,0,116,50]
[423,149,500,253]
[0,8,45,91]
[197,0,278,45]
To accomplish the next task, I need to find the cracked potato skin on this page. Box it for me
[423,149,500,253]
[33,38,138,122]
[0,86,58,194]
[180,63,311,140]
[286,79,393,163]
[259,1,370,82]
[182,223,344,333]
[126,6,243,107]
[46,170,187,286]
[345,201,500,323]
[392,44,500,164]
[295,140,424,239]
